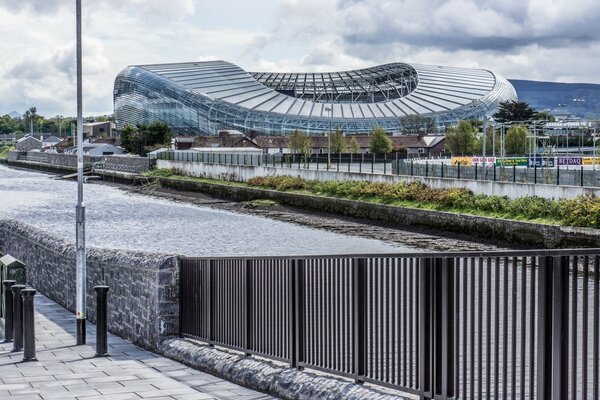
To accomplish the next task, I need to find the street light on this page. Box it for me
[75,0,87,345]
[324,106,333,169]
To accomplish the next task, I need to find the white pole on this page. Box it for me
[75,0,87,345]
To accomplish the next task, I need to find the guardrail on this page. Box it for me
[180,249,600,400]
[394,159,600,188]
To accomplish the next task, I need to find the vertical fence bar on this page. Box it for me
[353,258,366,384]
[295,259,305,369]
[288,259,297,367]
[537,255,553,399]
[419,257,433,399]
[552,256,569,400]
[245,259,253,356]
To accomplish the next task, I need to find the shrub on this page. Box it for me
[559,196,600,228]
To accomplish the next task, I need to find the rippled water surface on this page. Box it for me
[0,165,412,256]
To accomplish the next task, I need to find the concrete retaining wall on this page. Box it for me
[0,220,179,352]
[156,176,600,249]
[8,151,151,174]
[157,159,600,200]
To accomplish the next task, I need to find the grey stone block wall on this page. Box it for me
[0,219,179,352]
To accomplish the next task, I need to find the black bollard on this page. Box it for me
[11,284,25,352]
[94,286,109,357]
[21,289,37,361]
[2,280,16,343]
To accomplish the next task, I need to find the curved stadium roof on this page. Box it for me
[114,60,517,135]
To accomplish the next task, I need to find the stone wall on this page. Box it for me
[157,159,600,200]
[7,151,151,174]
[0,219,179,352]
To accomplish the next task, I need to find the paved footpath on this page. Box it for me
[0,294,276,400]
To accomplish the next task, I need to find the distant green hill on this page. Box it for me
[509,79,600,119]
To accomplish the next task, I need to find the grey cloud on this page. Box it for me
[0,0,63,14]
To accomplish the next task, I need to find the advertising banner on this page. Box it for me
[556,157,582,166]
[583,158,600,166]
[528,157,555,167]
[471,156,496,164]
[496,157,528,167]
[451,157,472,166]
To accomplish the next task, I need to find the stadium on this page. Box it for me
[113,60,517,136]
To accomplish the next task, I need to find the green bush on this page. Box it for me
[559,196,600,228]
[244,174,600,228]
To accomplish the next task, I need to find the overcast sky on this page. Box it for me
[1,0,599,117]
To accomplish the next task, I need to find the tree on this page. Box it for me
[444,120,478,155]
[348,137,361,154]
[369,127,392,153]
[287,131,312,163]
[532,111,556,122]
[23,107,42,134]
[493,100,535,122]
[330,128,347,153]
[475,125,500,155]
[399,115,438,135]
[505,125,528,155]
[120,124,137,153]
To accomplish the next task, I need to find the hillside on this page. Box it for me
[509,79,600,119]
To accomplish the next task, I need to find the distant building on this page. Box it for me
[0,134,16,145]
[41,135,62,149]
[173,137,195,150]
[254,134,446,157]
[65,143,125,156]
[15,135,43,152]
[83,121,115,138]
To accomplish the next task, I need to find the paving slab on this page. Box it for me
[0,294,276,400]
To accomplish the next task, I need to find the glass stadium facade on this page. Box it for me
[114,60,517,135]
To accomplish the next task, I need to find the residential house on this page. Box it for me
[42,135,62,149]
[254,134,446,157]
[15,135,43,152]
[83,121,115,138]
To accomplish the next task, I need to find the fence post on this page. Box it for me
[353,258,367,384]
[372,154,375,174]
[535,165,538,184]
[411,160,414,176]
[2,280,15,343]
[557,165,560,185]
[493,164,496,181]
[475,163,478,180]
[94,286,109,357]
[384,153,387,174]
[537,255,570,400]
[513,165,516,182]
[208,260,214,345]
[290,259,305,369]
[581,166,584,187]
[430,257,455,399]
[246,259,253,357]
[425,161,429,177]
[457,163,461,179]
[21,289,37,362]
[11,284,25,352]
[418,258,433,399]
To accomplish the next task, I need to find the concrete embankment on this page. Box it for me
[5,158,600,248]
[154,176,600,248]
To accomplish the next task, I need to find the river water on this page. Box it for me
[0,164,416,256]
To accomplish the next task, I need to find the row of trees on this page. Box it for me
[445,120,529,155]
[1,107,113,137]
[287,127,394,160]
[120,122,172,155]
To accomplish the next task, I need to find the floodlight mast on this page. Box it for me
[75,0,87,345]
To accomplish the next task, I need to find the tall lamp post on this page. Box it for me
[324,106,333,169]
[75,0,87,345]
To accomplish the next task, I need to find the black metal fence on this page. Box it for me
[394,160,600,188]
[180,249,600,399]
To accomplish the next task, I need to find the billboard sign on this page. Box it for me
[528,157,555,167]
[556,157,582,166]
[496,157,528,167]
[471,156,496,164]
[451,157,472,166]
[583,158,600,166]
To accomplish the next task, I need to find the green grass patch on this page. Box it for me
[144,169,596,229]
[0,145,14,160]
